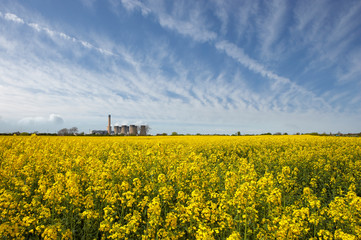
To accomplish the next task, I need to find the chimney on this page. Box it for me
[107,114,111,134]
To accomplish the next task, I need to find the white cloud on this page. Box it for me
[116,1,315,110]
[18,114,64,125]
[28,23,41,32]
[49,114,64,124]
[293,0,328,35]
[292,0,361,76]
[0,22,250,131]
[0,35,17,51]
[157,13,217,42]
[114,1,337,114]
[80,0,97,8]
[215,40,331,112]
[120,0,151,15]
[211,0,228,35]
[337,47,361,83]
[4,12,24,23]
[236,1,259,38]
[257,0,287,59]
[1,11,116,58]
[215,40,287,85]
[117,0,217,42]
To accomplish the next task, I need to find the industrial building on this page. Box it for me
[92,115,148,136]
[90,130,108,135]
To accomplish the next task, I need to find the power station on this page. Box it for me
[91,115,148,136]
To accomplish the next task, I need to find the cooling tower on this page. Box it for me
[114,126,120,135]
[129,125,138,136]
[139,125,146,136]
[120,125,128,135]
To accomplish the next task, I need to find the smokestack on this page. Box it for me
[107,114,111,134]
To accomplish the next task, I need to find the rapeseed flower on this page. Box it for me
[0,135,360,239]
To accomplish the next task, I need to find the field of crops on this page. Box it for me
[0,135,360,239]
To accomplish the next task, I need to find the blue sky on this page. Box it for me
[0,0,360,134]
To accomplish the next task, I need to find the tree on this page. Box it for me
[58,127,78,136]
[144,125,151,135]
[69,127,78,135]
[58,128,69,136]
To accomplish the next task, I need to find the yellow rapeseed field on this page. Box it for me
[0,135,360,239]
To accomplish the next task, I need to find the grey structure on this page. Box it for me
[121,125,129,135]
[91,130,108,135]
[129,125,138,135]
[91,115,148,136]
[107,114,111,135]
[114,126,121,135]
[139,125,146,136]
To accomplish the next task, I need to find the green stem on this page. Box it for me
[244,216,247,240]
